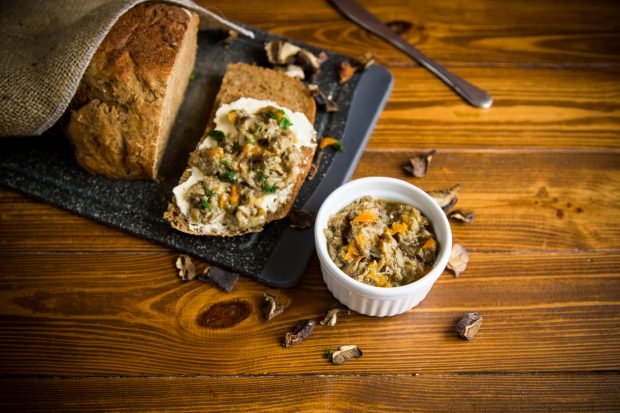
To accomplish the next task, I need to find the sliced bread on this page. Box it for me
[66,3,199,179]
[164,63,317,236]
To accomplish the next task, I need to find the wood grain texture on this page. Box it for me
[198,0,620,67]
[1,251,618,376]
[2,374,619,412]
[2,0,620,410]
[3,151,618,252]
[367,67,620,149]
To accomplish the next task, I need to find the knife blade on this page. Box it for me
[329,0,493,109]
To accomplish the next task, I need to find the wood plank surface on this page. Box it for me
[3,150,618,252]
[368,67,620,149]
[2,0,620,410]
[1,251,618,376]
[2,374,619,412]
[200,0,620,67]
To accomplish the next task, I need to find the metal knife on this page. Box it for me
[329,0,493,109]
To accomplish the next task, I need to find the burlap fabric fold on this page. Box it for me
[0,0,253,137]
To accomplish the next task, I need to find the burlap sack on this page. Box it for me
[0,0,253,137]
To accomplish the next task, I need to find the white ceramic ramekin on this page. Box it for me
[314,177,452,317]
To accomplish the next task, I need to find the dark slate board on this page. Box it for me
[0,27,393,288]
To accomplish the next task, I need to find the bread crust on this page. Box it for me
[164,63,317,236]
[66,3,199,179]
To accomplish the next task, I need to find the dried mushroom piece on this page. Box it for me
[331,345,363,365]
[338,60,357,83]
[359,52,376,69]
[427,184,460,212]
[198,266,240,292]
[176,255,196,281]
[402,149,436,178]
[224,29,238,46]
[276,64,305,80]
[297,49,322,73]
[289,209,316,229]
[456,312,483,340]
[265,40,325,78]
[283,319,316,348]
[447,243,469,277]
[448,210,476,224]
[320,308,350,326]
[262,293,285,321]
[265,40,301,65]
[307,84,339,112]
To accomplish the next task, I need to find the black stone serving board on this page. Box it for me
[0,26,393,288]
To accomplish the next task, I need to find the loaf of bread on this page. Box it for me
[66,3,199,179]
[164,63,317,236]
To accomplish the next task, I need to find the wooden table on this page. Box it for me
[2,0,619,411]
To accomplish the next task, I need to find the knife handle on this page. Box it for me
[330,0,493,108]
[389,36,493,109]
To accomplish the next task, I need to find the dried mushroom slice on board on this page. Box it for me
[265,40,325,78]
[307,84,339,112]
[427,184,460,212]
[448,209,476,224]
[402,149,436,178]
[320,307,350,326]
[198,266,240,292]
[262,293,285,321]
[358,52,376,69]
[456,312,483,340]
[331,345,363,365]
[282,319,316,348]
[176,255,196,281]
[447,243,469,277]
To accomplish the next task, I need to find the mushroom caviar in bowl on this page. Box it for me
[314,177,452,317]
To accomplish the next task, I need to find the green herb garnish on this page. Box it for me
[189,71,196,82]
[278,111,293,129]
[232,142,242,152]
[204,188,214,197]
[252,124,263,135]
[208,129,226,142]
[323,348,333,359]
[221,169,238,183]
[246,137,255,145]
[266,110,278,120]
[220,160,231,168]
[332,141,345,152]
[200,198,211,210]
[262,183,277,193]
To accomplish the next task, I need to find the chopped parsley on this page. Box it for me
[232,142,242,152]
[262,183,277,193]
[246,137,255,145]
[266,110,278,120]
[323,348,333,359]
[220,169,238,183]
[220,160,231,168]
[278,113,293,129]
[208,129,226,142]
[199,188,214,210]
[252,124,263,135]
[200,198,212,210]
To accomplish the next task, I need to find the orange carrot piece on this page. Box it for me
[352,211,379,224]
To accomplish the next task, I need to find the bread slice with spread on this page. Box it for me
[164,63,317,236]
